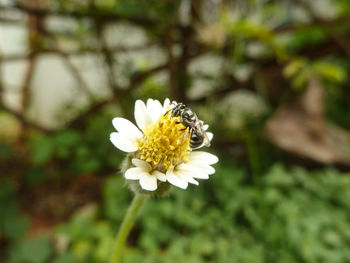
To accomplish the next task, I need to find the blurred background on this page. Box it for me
[1,0,350,262]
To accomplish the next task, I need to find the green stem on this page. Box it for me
[110,193,149,263]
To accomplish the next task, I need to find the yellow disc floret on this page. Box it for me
[137,112,191,171]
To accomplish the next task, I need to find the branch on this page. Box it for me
[66,44,209,129]
[0,102,55,133]
[0,17,26,24]
[0,43,156,62]
[66,63,169,129]
[48,32,94,99]
[273,14,350,33]
[96,23,119,91]
[0,3,157,27]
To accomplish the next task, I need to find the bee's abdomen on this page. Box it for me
[190,132,203,149]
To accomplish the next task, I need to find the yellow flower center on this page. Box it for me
[137,112,191,171]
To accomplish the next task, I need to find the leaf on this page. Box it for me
[0,184,18,224]
[52,252,75,263]
[283,58,307,78]
[4,215,30,240]
[9,237,52,263]
[25,169,47,187]
[0,142,13,158]
[55,130,80,147]
[313,61,347,83]
[31,136,55,165]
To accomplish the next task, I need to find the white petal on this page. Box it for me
[125,167,144,180]
[110,132,138,152]
[153,99,163,113]
[162,98,171,113]
[187,161,216,174]
[202,124,209,131]
[166,169,188,189]
[146,99,154,110]
[132,159,152,172]
[176,170,199,185]
[206,132,214,142]
[139,172,158,191]
[186,176,199,185]
[152,170,166,182]
[134,100,153,131]
[189,151,219,165]
[177,163,209,179]
[147,99,163,123]
[112,117,143,141]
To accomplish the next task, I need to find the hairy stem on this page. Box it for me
[110,193,149,263]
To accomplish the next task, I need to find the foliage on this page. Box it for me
[55,161,350,263]
[0,182,53,263]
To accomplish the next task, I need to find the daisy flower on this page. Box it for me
[110,98,218,192]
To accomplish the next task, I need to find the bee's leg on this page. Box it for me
[183,128,192,138]
[164,109,171,116]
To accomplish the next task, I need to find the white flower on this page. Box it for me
[110,98,218,191]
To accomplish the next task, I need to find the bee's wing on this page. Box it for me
[203,131,211,147]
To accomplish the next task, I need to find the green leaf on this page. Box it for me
[9,237,52,263]
[52,252,75,263]
[31,136,55,165]
[313,61,347,83]
[25,169,47,187]
[4,215,30,240]
[0,142,13,158]
[55,130,80,147]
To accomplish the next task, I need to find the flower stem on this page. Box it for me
[110,193,149,263]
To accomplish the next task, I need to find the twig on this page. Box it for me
[0,102,55,133]
[0,17,26,24]
[96,23,119,91]
[0,3,156,27]
[0,43,156,62]
[273,14,350,33]
[165,24,178,101]
[67,63,169,129]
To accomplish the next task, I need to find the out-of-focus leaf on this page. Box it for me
[9,237,52,263]
[71,240,92,262]
[31,136,55,165]
[25,169,47,187]
[0,184,17,223]
[52,252,75,263]
[55,131,80,146]
[265,77,350,165]
[313,61,347,83]
[286,27,328,52]
[4,215,30,240]
[0,142,13,158]
[283,58,307,78]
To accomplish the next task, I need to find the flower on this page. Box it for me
[110,98,218,192]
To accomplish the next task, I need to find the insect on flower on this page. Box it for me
[168,102,211,149]
[110,98,218,192]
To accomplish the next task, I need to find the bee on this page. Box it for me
[169,102,211,149]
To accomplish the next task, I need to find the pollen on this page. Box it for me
[137,113,191,171]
